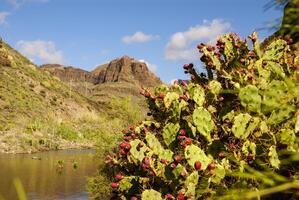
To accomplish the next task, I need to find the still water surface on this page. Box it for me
[0,149,98,200]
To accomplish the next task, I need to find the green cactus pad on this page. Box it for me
[141,189,163,200]
[232,113,259,139]
[239,85,261,113]
[263,39,287,62]
[185,171,199,199]
[184,144,212,170]
[277,129,296,148]
[188,85,205,106]
[129,139,147,162]
[267,105,295,125]
[252,32,261,58]
[193,107,215,142]
[209,80,222,95]
[222,35,235,64]
[209,164,226,184]
[262,80,288,114]
[162,123,180,146]
[146,132,173,162]
[241,141,257,156]
[266,61,286,78]
[164,92,179,109]
[202,47,222,71]
[172,163,187,178]
[119,176,136,192]
[269,146,280,169]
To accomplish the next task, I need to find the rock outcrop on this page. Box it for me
[41,64,97,83]
[91,56,161,87]
[41,56,162,88]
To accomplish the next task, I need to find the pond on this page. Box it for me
[0,149,99,200]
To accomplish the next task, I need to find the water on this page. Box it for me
[0,149,99,200]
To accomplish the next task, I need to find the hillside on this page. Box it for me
[0,40,158,153]
[41,55,162,107]
[0,40,100,152]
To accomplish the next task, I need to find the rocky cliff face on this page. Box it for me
[41,64,97,83]
[41,56,162,88]
[91,56,161,87]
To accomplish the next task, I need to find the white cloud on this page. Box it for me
[165,19,231,61]
[122,31,159,44]
[6,0,49,8]
[138,59,158,73]
[0,12,10,25]
[16,40,64,64]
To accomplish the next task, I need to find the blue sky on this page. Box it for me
[0,0,283,83]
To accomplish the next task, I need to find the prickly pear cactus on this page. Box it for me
[106,33,299,200]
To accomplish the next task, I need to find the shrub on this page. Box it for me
[106,32,299,200]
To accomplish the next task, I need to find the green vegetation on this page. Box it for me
[0,40,145,153]
[103,32,298,200]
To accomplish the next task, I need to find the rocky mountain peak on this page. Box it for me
[42,55,162,88]
[92,55,161,87]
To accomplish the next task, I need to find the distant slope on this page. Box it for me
[0,40,101,153]
[0,41,96,128]
[41,55,162,107]
[0,40,160,153]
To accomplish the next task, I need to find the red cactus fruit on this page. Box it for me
[111,182,119,188]
[174,154,183,163]
[208,163,216,171]
[179,129,186,136]
[165,193,175,199]
[115,173,124,181]
[194,161,202,171]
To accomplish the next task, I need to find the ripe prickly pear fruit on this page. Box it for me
[149,170,155,176]
[158,93,165,99]
[115,173,124,181]
[165,193,175,199]
[179,129,186,136]
[185,138,192,145]
[160,159,168,164]
[111,182,119,188]
[197,43,205,49]
[119,149,127,156]
[183,64,190,70]
[208,163,216,171]
[143,157,150,165]
[131,196,138,200]
[119,142,127,148]
[194,161,202,171]
[177,135,186,140]
[174,154,183,163]
[177,192,185,200]
[247,153,254,161]
[170,163,177,169]
[124,143,131,150]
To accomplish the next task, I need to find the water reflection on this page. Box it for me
[0,149,98,200]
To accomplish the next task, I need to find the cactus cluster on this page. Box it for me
[106,33,299,200]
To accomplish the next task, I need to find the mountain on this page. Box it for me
[0,40,160,153]
[90,55,161,87]
[41,55,162,105]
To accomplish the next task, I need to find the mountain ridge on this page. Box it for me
[0,40,159,153]
[40,55,162,87]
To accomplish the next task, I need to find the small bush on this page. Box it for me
[56,123,78,140]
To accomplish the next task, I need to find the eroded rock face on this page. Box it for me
[91,56,161,87]
[40,64,97,83]
[41,56,162,87]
